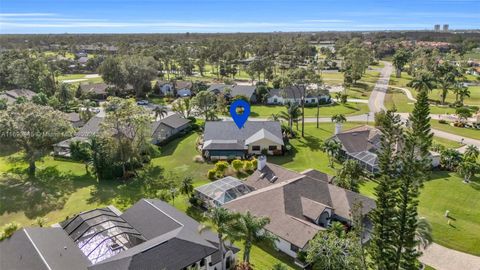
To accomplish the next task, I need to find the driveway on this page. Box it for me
[420,243,480,270]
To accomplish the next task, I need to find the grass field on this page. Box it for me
[432,136,463,149]
[251,103,370,118]
[359,171,480,256]
[389,72,480,106]
[385,87,457,114]
[0,133,299,269]
[431,120,480,140]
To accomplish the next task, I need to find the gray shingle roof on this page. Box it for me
[225,164,375,248]
[4,89,36,100]
[231,85,256,99]
[203,121,283,150]
[152,113,190,131]
[0,228,90,270]
[207,84,233,93]
[75,116,103,137]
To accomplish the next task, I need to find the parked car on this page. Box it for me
[137,100,149,105]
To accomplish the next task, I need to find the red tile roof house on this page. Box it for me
[222,157,376,266]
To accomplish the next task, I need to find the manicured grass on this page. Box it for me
[151,132,213,182]
[269,122,367,175]
[360,171,480,256]
[431,120,480,140]
[389,72,480,106]
[58,74,87,81]
[418,171,480,256]
[148,96,166,105]
[251,103,370,118]
[385,88,457,114]
[432,137,463,149]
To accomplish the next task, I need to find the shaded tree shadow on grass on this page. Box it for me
[158,131,197,157]
[0,143,19,157]
[269,143,297,166]
[0,166,91,219]
[254,240,301,270]
[296,135,322,152]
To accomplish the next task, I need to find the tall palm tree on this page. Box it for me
[452,83,470,106]
[235,211,277,264]
[409,72,436,93]
[199,207,238,270]
[321,140,341,167]
[180,176,194,198]
[153,105,168,120]
[269,113,280,121]
[415,217,433,249]
[457,159,478,183]
[279,102,301,133]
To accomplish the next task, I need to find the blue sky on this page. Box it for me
[0,0,479,34]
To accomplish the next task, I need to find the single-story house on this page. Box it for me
[267,86,330,105]
[151,113,191,144]
[224,158,375,260]
[156,80,193,97]
[77,56,89,65]
[329,125,440,173]
[78,83,134,99]
[0,199,238,270]
[65,112,85,128]
[54,116,104,157]
[207,84,257,102]
[195,176,253,207]
[0,89,37,104]
[202,121,284,160]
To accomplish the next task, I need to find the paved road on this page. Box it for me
[368,61,392,113]
[420,243,480,270]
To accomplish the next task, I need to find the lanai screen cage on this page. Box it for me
[60,207,146,264]
[348,151,379,173]
[195,176,253,207]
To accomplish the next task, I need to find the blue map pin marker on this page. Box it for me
[230,100,250,129]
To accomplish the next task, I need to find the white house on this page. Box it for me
[267,86,330,105]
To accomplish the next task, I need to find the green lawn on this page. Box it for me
[432,137,463,149]
[251,103,370,118]
[431,120,480,140]
[389,72,480,106]
[360,171,480,256]
[0,133,299,269]
[385,87,457,114]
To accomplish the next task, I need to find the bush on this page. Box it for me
[261,148,268,155]
[438,119,448,124]
[1,222,19,240]
[243,160,254,172]
[251,158,258,168]
[207,169,216,180]
[215,161,229,173]
[189,196,201,206]
[232,159,243,172]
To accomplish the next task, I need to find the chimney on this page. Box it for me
[258,155,266,171]
[335,123,342,135]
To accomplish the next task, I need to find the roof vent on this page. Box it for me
[269,176,278,183]
[110,243,122,251]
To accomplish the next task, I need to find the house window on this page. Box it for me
[252,145,261,151]
[290,243,299,252]
[273,98,278,103]
[200,258,205,266]
[268,145,277,150]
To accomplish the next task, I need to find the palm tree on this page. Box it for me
[279,102,301,134]
[321,140,341,167]
[235,211,277,264]
[327,221,346,238]
[440,149,462,171]
[464,145,480,161]
[199,207,238,270]
[331,114,347,124]
[452,83,470,106]
[269,113,280,121]
[153,105,168,120]
[457,159,478,183]
[180,176,194,198]
[415,217,433,249]
[409,72,435,93]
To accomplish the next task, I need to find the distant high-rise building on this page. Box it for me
[434,24,441,31]
[443,24,449,31]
